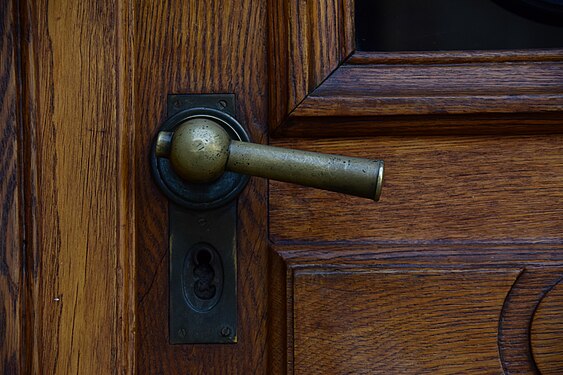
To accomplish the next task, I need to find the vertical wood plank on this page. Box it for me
[0,0,23,372]
[115,0,137,371]
[134,0,269,373]
[17,0,136,372]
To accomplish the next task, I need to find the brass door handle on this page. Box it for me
[155,118,384,201]
[151,97,384,344]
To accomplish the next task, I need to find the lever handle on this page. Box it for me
[156,118,384,201]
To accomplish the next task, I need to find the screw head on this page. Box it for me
[217,100,228,110]
[220,326,231,337]
[178,328,187,338]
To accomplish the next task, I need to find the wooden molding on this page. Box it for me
[294,57,563,118]
[268,0,563,136]
[268,0,355,133]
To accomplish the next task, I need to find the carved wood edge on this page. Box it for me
[268,0,563,137]
[530,278,563,373]
[498,270,563,374]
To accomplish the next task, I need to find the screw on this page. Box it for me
[217,100,228,110]
[174,99,182,108]
[220,326,231,337]
[198,217,207,227]
[178,328,187,338]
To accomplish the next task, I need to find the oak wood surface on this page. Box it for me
[134,0,269,373]
[268,0,354,131]
[294,61,563,117]
[4,0,562,373]
[270,244,563,374]
[1,0,23,372]
[14,0,137,373]
[270,135,563,243]
[277,113,563,138]
[269,129,563,372]
[293,269,518,374]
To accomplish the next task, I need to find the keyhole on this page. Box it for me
[193,248,216,300]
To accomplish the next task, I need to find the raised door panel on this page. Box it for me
[293,269,517,374]
[270,247,563,374]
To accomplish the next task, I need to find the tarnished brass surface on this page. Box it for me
[169,118,230,183]
[228,142,383,200]
[157,119,384,201]
[155,131,174,158]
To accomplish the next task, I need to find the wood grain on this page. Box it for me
[270,135,563,243]
[268,0,354,131]
[294,60,563,118]
[531,279,563,374]
[269,245,563,374]
[350,49,563,65]
[0,0,23,372]
[293,268,519,374]
[17,0,136,373]
[268,0,563,137]
[497,268,563,374]
[134,0,269,373]
[4,0,561,373]
[277,113,563,138]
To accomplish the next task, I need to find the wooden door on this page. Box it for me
[2,0,562,374]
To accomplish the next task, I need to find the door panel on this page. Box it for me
[4,0,563,373]
[267,0,563,371]
[265,3,563,370]
[271,246,563,373]
[293,269,518,374]
[270,135,563,242]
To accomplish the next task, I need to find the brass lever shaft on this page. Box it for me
[156,118,384,201]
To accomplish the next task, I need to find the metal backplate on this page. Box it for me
[155,94,245,344]
[151,94,250,210]
[169,203,237,344]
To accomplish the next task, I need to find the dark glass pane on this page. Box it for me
[356,0,563,52]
